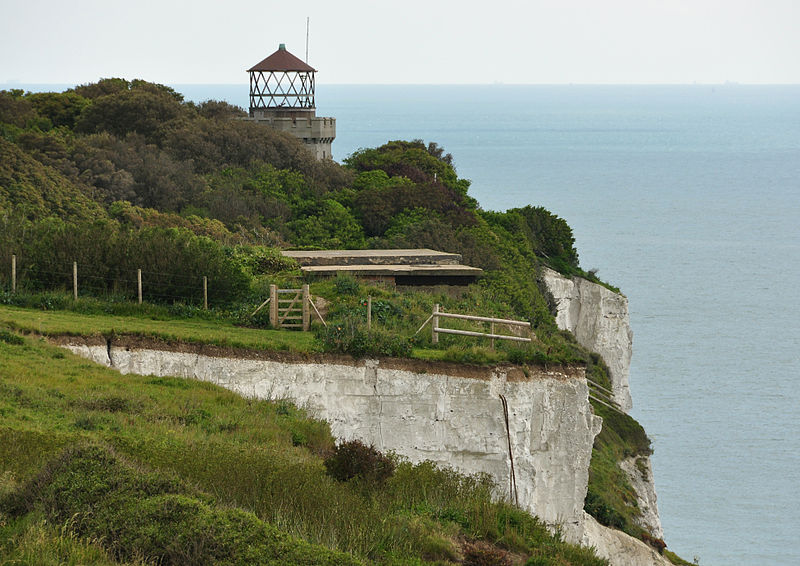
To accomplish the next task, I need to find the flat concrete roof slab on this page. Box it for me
[300,264,483,277]
[283,249,462,266]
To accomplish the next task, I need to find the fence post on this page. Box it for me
[137,269,142,305]
[269,284,278,328]
[432,303,439,344]
[11,254,16,293]
[72,261,78,300]
[302,284,310,331]
[490,321,495,350]
[367,295,372,331]
[203,276,208,310]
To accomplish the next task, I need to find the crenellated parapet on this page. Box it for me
[246,110,335,160]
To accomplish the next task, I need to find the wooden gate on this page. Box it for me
[251,284,326,331]
[269,284,310,330]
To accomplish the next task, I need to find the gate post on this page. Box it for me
[269,284,278,328]
[432,303,439,344]
[302,284,310,331]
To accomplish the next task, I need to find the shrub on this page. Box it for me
[317,317,412,358]
[0,217,251,306]
[323,440,394,486]
[640,532,667,554]
[0,329,24,345]
[333,273,360,296]
[288,199,366,249]
[463,540,511,566]
[584,491,625,530]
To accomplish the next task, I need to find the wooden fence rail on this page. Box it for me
[417,304,533,349]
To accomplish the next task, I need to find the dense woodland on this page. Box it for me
[0,80,674,564]
[0,79,586,309]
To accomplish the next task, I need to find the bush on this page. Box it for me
[584,491,625,530]
[0,217,251,306]
[0,329,24,345]
[323,440,394,486]
[333,273,360,296]
[317,316,412,358]
[640,532,666,554]
[463,540,511,566]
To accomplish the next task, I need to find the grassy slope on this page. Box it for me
[0,304,317,352]
[0,326,607,566]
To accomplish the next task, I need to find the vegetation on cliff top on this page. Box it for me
[0,81,605,368]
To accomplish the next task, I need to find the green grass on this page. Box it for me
[0,512,139,566]
[0,285,580,366]
[664,549,698,565]
[0,328,607,565]
[0,304,317,353]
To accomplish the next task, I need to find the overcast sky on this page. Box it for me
[2,0,798,85]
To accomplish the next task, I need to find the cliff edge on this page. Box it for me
[540,267,633,411]
[541,267,668,564]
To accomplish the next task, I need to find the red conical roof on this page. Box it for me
[248,44,316,72]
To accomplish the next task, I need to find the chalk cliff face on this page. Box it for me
[64,342,601,543]
[541,267,668,564]
[540,267,633,411]
[619,456,664,539]
[581,513,672,566]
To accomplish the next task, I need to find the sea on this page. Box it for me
[8,82,800,566]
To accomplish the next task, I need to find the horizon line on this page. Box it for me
[3,81,800,88]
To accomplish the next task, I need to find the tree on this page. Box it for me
[70,78,131,99]
[288,199,365,249]
[345,139,470,199]
[75,88,186,143]
[0,90,37,128]
[26,91,91,129]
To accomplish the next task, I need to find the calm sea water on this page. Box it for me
[10,82,800,565]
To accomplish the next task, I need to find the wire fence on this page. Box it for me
[3,254,213,307]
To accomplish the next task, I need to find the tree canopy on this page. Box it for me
[0,80,586,306]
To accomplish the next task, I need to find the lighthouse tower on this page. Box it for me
[245,44,336,160]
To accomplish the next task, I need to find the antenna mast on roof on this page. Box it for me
[305,17,310,63]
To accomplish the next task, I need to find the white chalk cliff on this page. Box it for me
[540,267,633,411]
[582,513,672,566]
[619,456,664,540]
[541,267,667,564]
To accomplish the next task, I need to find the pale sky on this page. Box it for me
[2,0,798,85]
